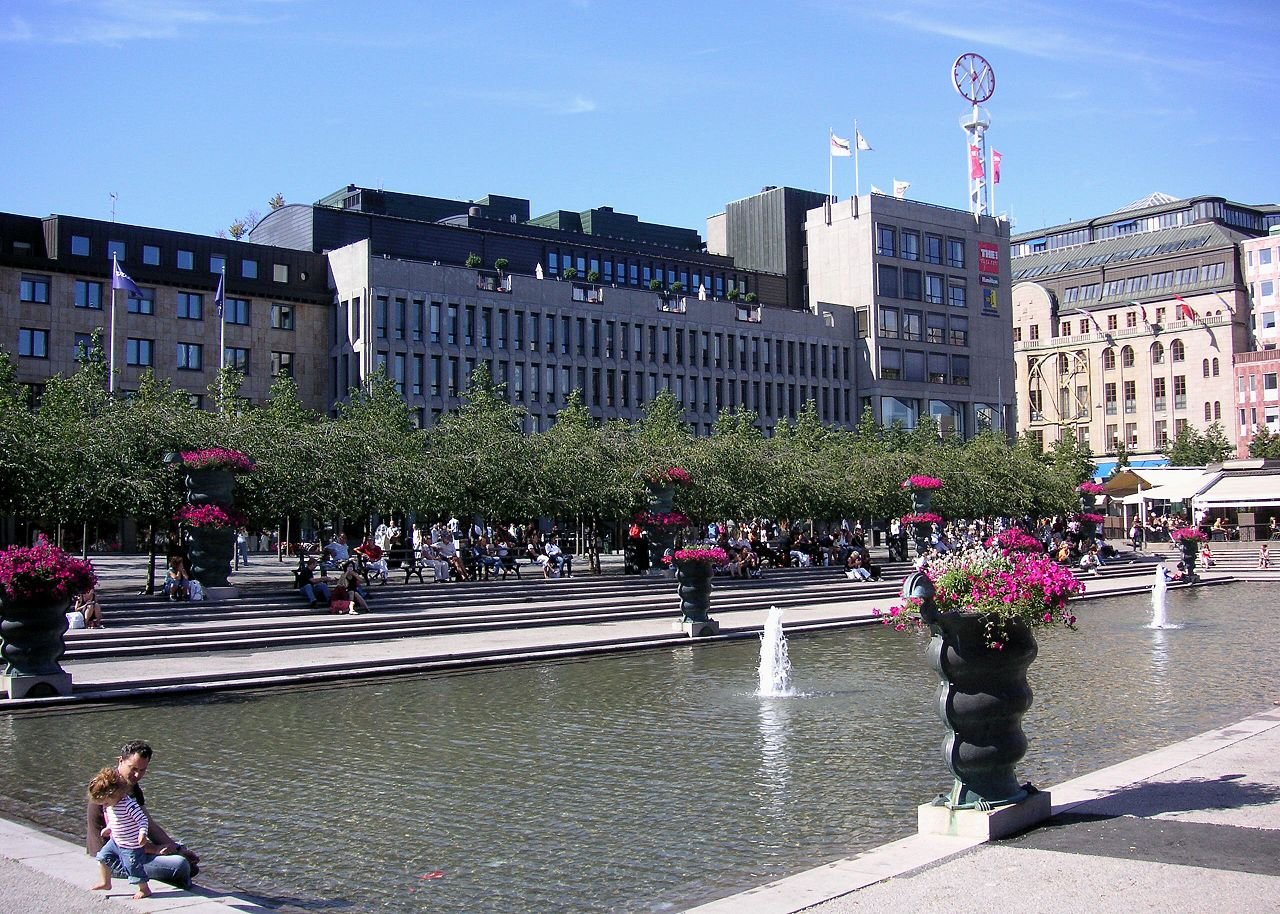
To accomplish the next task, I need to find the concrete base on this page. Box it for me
[3,671,72,700]
[204,586,239,602]
[675,618,720,638]
[918,789,1052,840]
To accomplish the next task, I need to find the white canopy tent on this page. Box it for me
[1192,474,1280,510]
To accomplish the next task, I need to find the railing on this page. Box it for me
[475,273,512,294]
[571,283,604,304]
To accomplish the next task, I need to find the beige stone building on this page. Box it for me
[1010,194,1278,465]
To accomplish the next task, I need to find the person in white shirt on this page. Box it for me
[538,540,564,578]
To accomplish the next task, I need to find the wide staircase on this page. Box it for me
[66,551,1173,664]
[1146,539,1280,579]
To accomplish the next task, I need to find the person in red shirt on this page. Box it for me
[354,537,390,583]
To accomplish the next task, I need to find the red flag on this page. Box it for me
[1175,295,1198,322]
[969,145,984,179]
[992,150,1002,184]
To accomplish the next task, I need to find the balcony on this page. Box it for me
[475,272,512,294]
[735,304,762,323]
[571,283,604,304]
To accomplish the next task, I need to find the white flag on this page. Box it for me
[830,133,851,157]
[856,129,872,151]
[893,180,910,199]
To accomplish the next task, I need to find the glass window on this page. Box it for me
[177,249,194,270]
[126,338,154,366]
[1121,346,1134,367]
[1102,348,1116,370]
[127,288,155,315]
[901,230,920,261]
[1171,339,1185,362]
[176,342,203,370]
[925,273,944,304]
[211,254,226,274]
[1260,248,1274,265]
[178,292,203,320]
[20,275,50,303]
[902,310,923,341]
[142,245,161,265]
[878,307,899,339]
[71,235,90,256]
[18,328,48,358]
[242,259,258,279]
[225,347,250,373]
[949,315,968,347]
[108,240,126,261]
[271,351,294,378]
[876,224,896,257]
[925,234,943,265]
[226,298,250,325]
[904,349,926,382]
[926,312,946,344]
[902,270,922,301]
[947,282,966,308]
[273,263,289,283]
[946,238,965,268]
[880,347,902,380]
[928,353,949,383]
[951,354,970,385]
[1262,280,1275,298]
[270,304,294,330]
[878,264,899,298]
[73,333,93,361]
[74,280,103,309]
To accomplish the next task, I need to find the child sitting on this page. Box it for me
[88,767,157,899]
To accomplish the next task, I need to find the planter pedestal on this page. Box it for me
[2,671,71,700]
[674,618,720,638]
[918,788,1051,840]
[204,586,239,602]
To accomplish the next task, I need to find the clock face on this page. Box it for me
[953,52,995,103]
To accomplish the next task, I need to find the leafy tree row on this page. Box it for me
[0,344,1086,571]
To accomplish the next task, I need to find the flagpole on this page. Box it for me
[853,119,861,198]
[218,267,227,405]
[108,254,118,393]
[828,130,834,203]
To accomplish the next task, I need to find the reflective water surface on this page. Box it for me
[0,583,1275,913]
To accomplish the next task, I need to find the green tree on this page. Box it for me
[1249,426,1280,458]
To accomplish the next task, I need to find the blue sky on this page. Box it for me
[2,0,1275,241]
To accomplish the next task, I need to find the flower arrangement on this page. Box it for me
[1076,482,1106,495]
[985,528,1045,555]
[1170,526,1208,544]
[637,511,689,528]
[0,537,97,604]
[901,512,943,526]
[176,504,246,529]
[646,467,692,487]
[663,546,729,565]
[180,448,256,472]
[1074,513,1106,525]
[901,474,943,491]
[874,548,1085,649]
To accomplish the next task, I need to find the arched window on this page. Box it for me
[1212,357,1220,377]
[1202,359,1211,378]
[1204,402,1212,422]
[1102,348,1116,370]
[1151,342,1165,364]
[1171,339,1185,362]
[1121,345,1135,368]
[1214,401,1222,421]
[1057,353,1070,373]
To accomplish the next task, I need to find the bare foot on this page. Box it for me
[90,881,111,891]
[133,885,152,899]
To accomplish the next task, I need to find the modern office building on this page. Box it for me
[1010,194,1280,459]
[1,181,1017,438]
[802,193,1015,436]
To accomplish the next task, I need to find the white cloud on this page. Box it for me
[2,0,289,45]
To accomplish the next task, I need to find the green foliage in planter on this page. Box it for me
[587,270,601,283]
[494,258,509,273]
[669,281,684,294]
[465,253,482,268]
[563,267,578,280]
[726,288,740,301]
[744,292,758,303]
[649,278,664,291]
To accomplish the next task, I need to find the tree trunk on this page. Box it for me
[145,525,158,594]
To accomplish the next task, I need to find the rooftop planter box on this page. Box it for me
[571,283,604,303]
[475,271,512,293]
[735,304,762,323]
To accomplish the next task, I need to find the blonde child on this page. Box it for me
[1260,543,1271,569]
[87,767,156,899]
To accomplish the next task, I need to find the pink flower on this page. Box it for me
[901,474,943,491]
[0,537,97,604]
[669,547,730,564]
[176,504,246,529]
[181,448,255,472]
[902,512,943,525]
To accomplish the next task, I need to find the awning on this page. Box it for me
[1193,474,1280,508]
[1116,472,1218,504]
[1093,457,1169,479]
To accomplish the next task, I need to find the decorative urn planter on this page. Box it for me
[640,468,692,574]
[0,596,72,678]
[667,547,724,637]
[168,449,255,594]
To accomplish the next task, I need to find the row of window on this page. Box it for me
[21,276,298,329]
[1238,372,1280,393]
[877,265,969,307]
[1247,246,1275,268]
[540,252,746,296]
[367,351,854,425]
[1012,228,1209,270]
[876,308,968,346]
[67,236,292,282]
[16,329,293,376]
[879,349,971,386]
[357,298,850,381]
[1059,262,1225,303]
[1100,377,1190,414]
[875,224,967,269]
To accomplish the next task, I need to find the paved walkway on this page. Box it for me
[1,707,1276,913]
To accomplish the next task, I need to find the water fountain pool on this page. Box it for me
[756,606,795,697]
[0,584,1275,914]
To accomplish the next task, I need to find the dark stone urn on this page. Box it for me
[906,570,1038,809]
[187,466,235,588]
[674,559,712,623]
[1179,540,1199,580]
[644,482,677,571]
[910,489,934,557]
[0,596,71,677]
